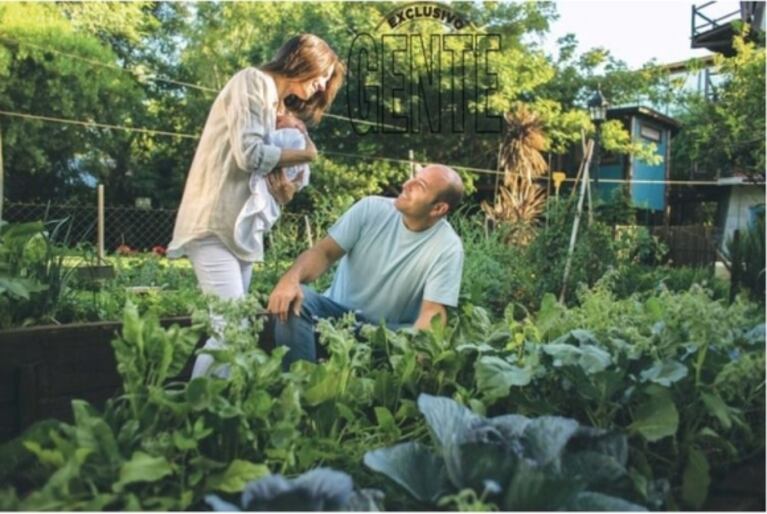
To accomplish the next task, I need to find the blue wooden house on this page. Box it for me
[595,106,680,222]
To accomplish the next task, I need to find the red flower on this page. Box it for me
[152,245,167,256]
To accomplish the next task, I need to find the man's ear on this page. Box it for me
[432,202,449,217]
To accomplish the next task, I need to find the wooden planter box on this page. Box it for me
[0,317,275,443]
[74,264,116,281]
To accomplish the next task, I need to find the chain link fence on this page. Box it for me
[2,202,317,253]
[3,201,178,251]
[3,201,722,267]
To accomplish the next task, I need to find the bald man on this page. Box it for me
[268,164,465,366]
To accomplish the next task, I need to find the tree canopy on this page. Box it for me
[0,2,761,212]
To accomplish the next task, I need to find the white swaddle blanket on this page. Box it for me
[233,127,310,258]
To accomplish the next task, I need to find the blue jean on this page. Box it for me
[274,285,365,368]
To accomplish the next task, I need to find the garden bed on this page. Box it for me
[0,317,201,442]
[1,313,279,442]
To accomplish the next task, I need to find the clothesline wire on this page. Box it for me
[1,109,750,186]
[0,109,199,139]
[3,34,763,187]
[0,33,403,131]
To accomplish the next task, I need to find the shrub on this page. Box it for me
[527,198,616,304]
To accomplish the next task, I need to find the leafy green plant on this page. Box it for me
[528,197,617,305]
[1,296,298,509]
[723,211,765,303]
[613,226,668,266]
[0,245,205,327]
[602,264,727,301]
[205,468,383,511]
[453,211,536,315]
[474,286,765,509]
[0,221,49,307]
[1,277,762,511]
[365,393,650,511]
[0,219,77,328]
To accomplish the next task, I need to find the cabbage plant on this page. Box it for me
[364,394,650,511]
[205,468,383,511]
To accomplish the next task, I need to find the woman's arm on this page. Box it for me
[226,70,317,175]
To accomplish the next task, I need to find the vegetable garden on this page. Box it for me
[0,1,765,511]
[0,200,764,511]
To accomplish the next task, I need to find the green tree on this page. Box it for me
[671,31,766,179]
[0,1,677,212]
[535,34,671,158]
[0,2,155,203]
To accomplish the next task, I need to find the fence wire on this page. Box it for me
[4,201,723,267]
[4,202,178,251]
[3,202,316,253]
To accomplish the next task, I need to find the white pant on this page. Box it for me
[186,235,254,378]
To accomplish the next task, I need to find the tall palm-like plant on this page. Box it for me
[482,104,549,245]
[499,104,548,183]
[483,177,547,246]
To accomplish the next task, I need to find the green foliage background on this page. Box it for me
[3,1,757,213]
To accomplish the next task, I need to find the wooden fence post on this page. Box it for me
[304,215,314,248]
[97,184,105,262]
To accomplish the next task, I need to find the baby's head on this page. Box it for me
[271,128,310,186]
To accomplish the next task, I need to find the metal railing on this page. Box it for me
[692,1,742,39]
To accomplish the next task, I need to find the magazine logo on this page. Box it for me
[379,2,472,32]
[346,2,502,135]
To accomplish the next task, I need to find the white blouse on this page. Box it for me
[167,67,281,262]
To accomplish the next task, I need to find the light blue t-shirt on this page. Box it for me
[325,196,464,328]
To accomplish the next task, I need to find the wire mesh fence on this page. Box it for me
[3,201,178,251]
[3,201,722,267]
[2,202,318,254]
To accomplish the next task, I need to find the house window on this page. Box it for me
[639,124,662,142]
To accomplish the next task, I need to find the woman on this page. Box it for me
[167,34,345,377]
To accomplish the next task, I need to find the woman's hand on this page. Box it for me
[267,168,298,205]
[276,114,307,133]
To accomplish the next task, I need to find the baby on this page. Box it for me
[233,126,310,257]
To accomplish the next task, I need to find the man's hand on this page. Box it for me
[276,114,307,133]
[268,276,304,323]
[267,168,298,205]
[266,238,346,323]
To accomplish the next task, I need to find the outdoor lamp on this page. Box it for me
[588,88,608,187]
[588,88,608,124]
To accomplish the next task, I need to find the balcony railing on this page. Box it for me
[692,1,742,40]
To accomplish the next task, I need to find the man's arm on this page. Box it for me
[413,299,448,330]
[267,236,345,322]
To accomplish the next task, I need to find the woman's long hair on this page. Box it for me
[261,33,345,126]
